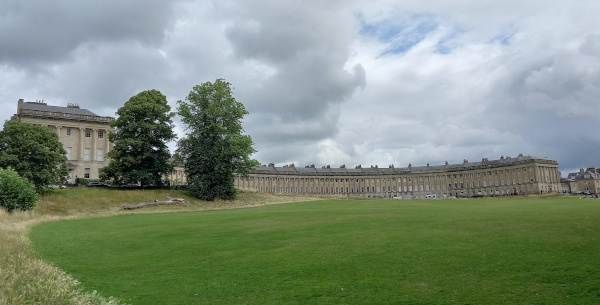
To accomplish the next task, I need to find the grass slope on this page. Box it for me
[29,196,600,304]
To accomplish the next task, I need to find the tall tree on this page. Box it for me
[100,90,176,187]
[0,120,68,193]
[177,79,259,201]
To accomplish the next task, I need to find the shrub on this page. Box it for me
[0,167,39,212]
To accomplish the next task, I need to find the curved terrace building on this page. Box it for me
[235,154,561,198]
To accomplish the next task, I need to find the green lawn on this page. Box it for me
[29,196,600,304]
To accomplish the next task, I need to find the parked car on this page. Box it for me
[87,182,111,187]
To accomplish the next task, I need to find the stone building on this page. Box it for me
[561,167,600,194]
[11,99,114,183]
[235,154,561,198]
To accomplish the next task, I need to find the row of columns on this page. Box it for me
[43,124,111,161]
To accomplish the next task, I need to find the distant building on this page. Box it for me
[11,99,114,183]
[561,167,600,194]
[235,154,562,198]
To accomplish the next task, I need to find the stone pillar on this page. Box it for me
[105,129,111,154]
[92,129,97,161]
[79,128,84,159]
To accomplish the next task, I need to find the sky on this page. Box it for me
[1,0,599,176]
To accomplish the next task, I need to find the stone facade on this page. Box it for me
[11,99,114,183]
[561,167,600,194]
[235,154,561,198]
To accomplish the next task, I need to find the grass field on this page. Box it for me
[0,188,316,305]
[26,194,600,304]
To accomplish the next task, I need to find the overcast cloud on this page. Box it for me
[1,0,598,175]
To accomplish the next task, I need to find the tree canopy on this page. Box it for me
[100,90,176,187]
[177,79,259,201]
[0,120,68,193]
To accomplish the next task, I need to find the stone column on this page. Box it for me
[92,129,97,161]
[79,128,84,160]
[105,129,111,154]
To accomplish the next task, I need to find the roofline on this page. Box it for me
[250,155,558,176]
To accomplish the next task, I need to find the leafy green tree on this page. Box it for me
[177,79,259,201]
[0,167,39,212]
[0,120,68,193]
[100,90,176,187]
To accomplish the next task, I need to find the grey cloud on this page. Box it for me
[0,0,178,68]
[223,0,366,151]
[579,34,600,57]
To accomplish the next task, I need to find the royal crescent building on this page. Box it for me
[235,155,562,198]
[10,99,571,195]
[11,99,114,183]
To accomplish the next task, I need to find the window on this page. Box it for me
[67,128,72,136]
[84,168,90,179]
[84,148,91,161]
[97,148,104,161]
[98,131,104,138]
[85,129,91,137]
[66,147,72,160]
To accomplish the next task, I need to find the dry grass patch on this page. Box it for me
[1,188,321,304]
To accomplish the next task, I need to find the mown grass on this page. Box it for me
[0,187,317,305]
[28,195,600,304]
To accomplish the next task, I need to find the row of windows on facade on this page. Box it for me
[236,167,538,184]
[244,180,531,193]
[65,147,105,161]
[244,185,527,194]
[49,126,106,138]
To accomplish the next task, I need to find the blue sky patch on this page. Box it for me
[489,30,515,46]
[359,14,438,55]
[435,27,464,54]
